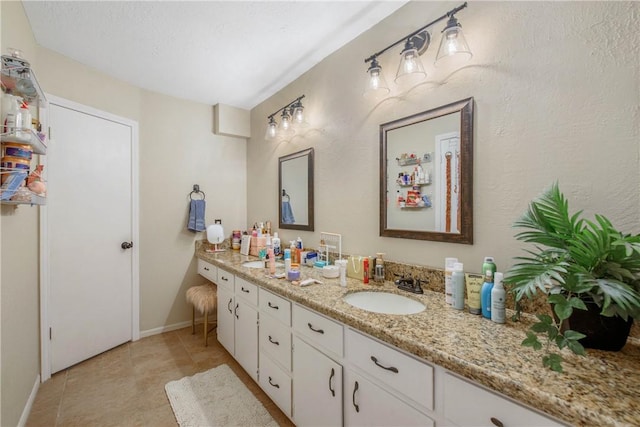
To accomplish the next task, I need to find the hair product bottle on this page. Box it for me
[444,257,458,305]
[491,272,506,323]
[481,270,494,319]
[452,263,465,310]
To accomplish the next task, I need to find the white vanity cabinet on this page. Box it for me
[258,288,293,417]
[214,268,259,381]
[292,304,344,426]
[345,369,435,427]
[443,373,565,427]
[197,259,217,283]
[344,328,435,427]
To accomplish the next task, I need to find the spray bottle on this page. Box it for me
[374,253,385,283]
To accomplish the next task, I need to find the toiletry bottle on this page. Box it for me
[296,236,303,250]
[481,270,494,319]
[452,262,465,310]
[267,236,276,275]
[491,272,506,324]
[272,232,281,257]
[363,258,370,284]
[374,253,385,283]
[465,273,483,315]
[444,257,458,305]
[284,248,291,274]
[290,241,297,264]
[336,259,347,287]
[482,257,497,278]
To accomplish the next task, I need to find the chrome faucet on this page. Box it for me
[394,275,424,294]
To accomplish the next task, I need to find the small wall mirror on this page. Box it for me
[380,98,474,244]
[279,148,314,231]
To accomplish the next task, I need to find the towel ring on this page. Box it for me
[190,184,205,200]
[282,189,290,202]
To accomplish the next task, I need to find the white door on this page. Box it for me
[234,300,258,381]
[217,287,235,354]
[293,337,342,426]
[47,99,137,373]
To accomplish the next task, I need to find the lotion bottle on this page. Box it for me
[481,270,494,319]
[272,232,281,257]
[491,272,506,323]
[444,257,458,305]
[284,249,291,274]
[451,262,465,310]
[267,236,276,275]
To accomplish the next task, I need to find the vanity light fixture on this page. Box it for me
[265,95,306,141]
[364,2,471,97]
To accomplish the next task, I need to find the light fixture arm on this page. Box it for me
[267,95,306,119]
[364,2,467,64]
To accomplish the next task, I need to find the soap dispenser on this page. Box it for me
[374,253,385,283]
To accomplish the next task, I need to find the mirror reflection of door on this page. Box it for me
[279,148,314,231]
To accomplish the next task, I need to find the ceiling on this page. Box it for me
[22,1,407,110]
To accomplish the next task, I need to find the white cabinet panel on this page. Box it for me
[259,314,292,372]
[259,353,292,417]
[197,259,217,283]
[217,286,234,355]
[217,267,235,292]
[234,299,258,381]
[346,328,433,411]
[293,304,343,357]
[344,369,434,427]
[235,276,258,306]
[293,337,342,427]
[259,288,291,326]
[444,373,565,427]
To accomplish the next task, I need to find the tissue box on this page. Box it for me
[249,236,266,257]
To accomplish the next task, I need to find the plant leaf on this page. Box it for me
[542,353,564,373]
[522,332,542,350]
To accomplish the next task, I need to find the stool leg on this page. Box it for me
[204,309,209,347]
[192,306,195,335]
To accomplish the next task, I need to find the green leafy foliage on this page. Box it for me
[505,183,640,372]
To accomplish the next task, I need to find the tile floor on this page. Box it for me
[26,325,294,427]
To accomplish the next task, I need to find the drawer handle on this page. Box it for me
[268,301,279,310]
[227,298,233,314]
[221,276,228,281]
[308,323,325,334]
[204,267,210,271]
[268,335,280,346]
[234,303,239,319]
[329,368,335,397]
[241,287,250,293]
[352,381,360,413]
[490,418,504,427]
[370,356,399,373]
[268,376,280,389]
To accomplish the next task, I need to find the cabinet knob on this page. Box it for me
[490,417,504,427]
[121,241,133,249]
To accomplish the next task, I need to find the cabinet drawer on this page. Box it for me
[345,328,433,411]
[259,353,292,417]
[293,304,343,357]
[260,314,292,371]
[444,373,565,427]
[235,276,258,306]
[259,288,291,326]
[216,267,235,292]
[197,259,217,283]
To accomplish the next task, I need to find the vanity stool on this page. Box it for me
[186,283,217,346]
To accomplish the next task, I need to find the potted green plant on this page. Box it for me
[505,182,640,372]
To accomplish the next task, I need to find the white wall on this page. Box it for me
[248,1,640,274]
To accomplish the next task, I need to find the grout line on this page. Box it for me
[53,369,69,427]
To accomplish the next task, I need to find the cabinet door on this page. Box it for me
[344,369,434,427]
[293,337,342,427]
[217,286,235,355]
[234,299,258,381]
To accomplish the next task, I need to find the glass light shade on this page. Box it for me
[395,40,426,86]
[280,108,292,131]
[291,102,308,128]
[265,117,278,140]
[363,58,390,100]
[435,18,472,68]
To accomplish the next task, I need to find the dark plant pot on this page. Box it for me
[561,301,634,351]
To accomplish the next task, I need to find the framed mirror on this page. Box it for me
[380,98,473,244]
[279,148,314,231]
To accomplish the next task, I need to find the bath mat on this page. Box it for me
[165,364,278,427]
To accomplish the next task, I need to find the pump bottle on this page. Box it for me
[451,262,465,310]
[374,253,385,283]
[491,272,506,323]
[481,270,494,319]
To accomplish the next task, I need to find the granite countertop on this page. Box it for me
[195,243,640,427]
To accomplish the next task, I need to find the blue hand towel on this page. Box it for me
[188,199,206,232]
[282,201,295,224]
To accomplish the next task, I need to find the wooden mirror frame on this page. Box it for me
[279,147,315,231]
[380,98,474,244]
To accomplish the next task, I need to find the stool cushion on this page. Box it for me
[186,284,217,314]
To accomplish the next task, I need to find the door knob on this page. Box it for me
[121,241,133,249]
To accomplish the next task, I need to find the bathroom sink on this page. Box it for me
[343,291,425,315]
[242,260,283,269]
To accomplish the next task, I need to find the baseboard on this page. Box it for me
[139,320,194,338]
[18,374,40,427]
